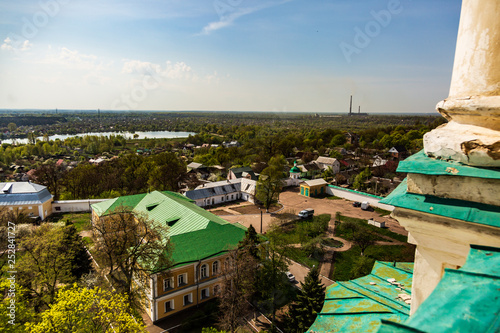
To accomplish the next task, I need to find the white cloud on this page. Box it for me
[200,0,292,35]
[1,37,32,52]
[42,47,111,72]
[122,60,195,81]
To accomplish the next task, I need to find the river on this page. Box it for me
[1,131,196,145]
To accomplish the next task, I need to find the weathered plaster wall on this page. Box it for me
[393,207,500,314]
[407,173,500,206]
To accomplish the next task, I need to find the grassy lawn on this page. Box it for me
[286,246,321,268]
[267,214,331,268]
[335,214,407,243]
[276,214,331,244]
[331,244,416,281]
[48,212,91,232]
[373,207,392,216]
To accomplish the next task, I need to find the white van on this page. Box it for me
[298,208,314,218]
[361,202,370,211]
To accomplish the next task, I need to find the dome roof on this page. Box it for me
[290,166,300,173]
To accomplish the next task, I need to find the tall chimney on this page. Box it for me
[349,95,352,115]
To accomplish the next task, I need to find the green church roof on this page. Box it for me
[91,191,247,272]
[380,179,500,228]
[378,245,500,333]
[290,166,301,173]
[307,261,414,333]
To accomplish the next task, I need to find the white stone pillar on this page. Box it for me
[424,0,500,167]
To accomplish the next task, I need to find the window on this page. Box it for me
[164,300,174,312]
[221,197,224,202]
[178,273,187,287]
[200,264,208,279]
[163,277,173,291]
[183,293,192,306]
[55,206,61,211]
[201,288,209,299]
[212,261,219,275]
[231,194,234,200]
[28,206,32,210]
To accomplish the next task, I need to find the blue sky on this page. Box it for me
[0,0,462,113]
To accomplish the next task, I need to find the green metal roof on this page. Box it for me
[378,245,500,333]
[92,193,148,215]
[91,191,247,272]
[307,261,414,333]
[168,221,247,270]
[396,150,500,179]
[290,166,301,173]
[380,179,500,228]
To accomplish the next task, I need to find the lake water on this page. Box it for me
[1,131,196,144]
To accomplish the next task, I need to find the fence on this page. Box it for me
[326,185,395,211]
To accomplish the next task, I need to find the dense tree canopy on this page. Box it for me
[27,285,146,333]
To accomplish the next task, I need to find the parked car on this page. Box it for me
[298,208,314,219]
[352,201,361,207]
[286,272,296,282]
[361,201,370,211]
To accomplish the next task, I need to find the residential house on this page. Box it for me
[184,178,256,207]
[222,141,240,148]
[372,155,388,168]
[315,156,340,174]
[296,162,321,179]
[91,191,247,323]
[187,162,210,180]
[388,146,408,159]
[344,132,359,145]
[227,166,258,181]
[0,181,53,220]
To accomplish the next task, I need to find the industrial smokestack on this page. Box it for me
[349,95,352,115]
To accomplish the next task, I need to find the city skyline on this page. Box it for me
[0,0,462,113]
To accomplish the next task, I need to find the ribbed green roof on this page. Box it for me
[380,179,500,228]
[168,221,247,270]
[378,245,500,333]
[91,191,247,272]
[92,193,148,215]
[308,261,414,333]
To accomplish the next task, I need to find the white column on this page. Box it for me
[424,0,500,167]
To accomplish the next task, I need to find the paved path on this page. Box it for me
[287,259,335,289]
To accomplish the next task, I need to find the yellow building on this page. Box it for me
[91,190,247,322]
[0,181,53,220]
[300,179,328,197]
